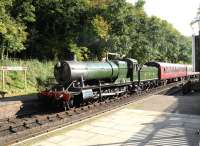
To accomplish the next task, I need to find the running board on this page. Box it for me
[101,90,125,97]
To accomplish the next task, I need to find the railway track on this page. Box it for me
[0,82,183,146]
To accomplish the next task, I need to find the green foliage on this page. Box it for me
[89,0,112,6]
[0,0,193,64]
[92,15,110,40]
[11,0,36,23]
[0,0,27,60]
[0,59,54,95]
[26,0,90,59]
[68,42,89,61]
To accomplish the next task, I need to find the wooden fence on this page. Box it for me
[0,66,28,90]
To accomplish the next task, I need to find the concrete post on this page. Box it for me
[194,34,200,71]
[192,35,196,71]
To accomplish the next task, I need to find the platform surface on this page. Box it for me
[13,92,200,146]
[13,109,200,146]
[0,93,38,119]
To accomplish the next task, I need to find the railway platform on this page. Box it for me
[0,93,38,119]
[13,92,200,146]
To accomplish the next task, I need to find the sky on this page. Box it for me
[126,0,200,36]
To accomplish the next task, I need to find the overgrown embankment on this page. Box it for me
[0,59,55,96]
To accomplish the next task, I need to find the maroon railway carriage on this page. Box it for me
[146,62,187,81]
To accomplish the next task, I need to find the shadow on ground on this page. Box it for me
[0,93,56,119]
[0,93,37,102]
[88,90,200,146]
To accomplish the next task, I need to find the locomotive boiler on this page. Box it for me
[54,61,119,85]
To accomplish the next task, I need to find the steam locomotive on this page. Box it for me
[38,58,198,109]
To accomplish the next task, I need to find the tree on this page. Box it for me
[177,36,192,63]
[11,0,36,23]
[25,0,91,59]
[91,15,110,60]
[0,0,27,60]
[0,0,192,64]
[68,42,89,61]
[103,0,136,56]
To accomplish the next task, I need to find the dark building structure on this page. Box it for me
[191,5,200,72]
[193,33,200,71]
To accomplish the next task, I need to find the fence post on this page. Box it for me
[2,69,4,90]
[1,66,27,91]
[24,69,27,90]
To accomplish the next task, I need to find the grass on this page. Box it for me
[0,59,55,96]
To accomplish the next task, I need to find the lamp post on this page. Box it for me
[191,5,200,72]
[191,5,200,35]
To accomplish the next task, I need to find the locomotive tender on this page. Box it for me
[39,58,198,109]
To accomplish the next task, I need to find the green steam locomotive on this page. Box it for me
[39,57,159,109]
